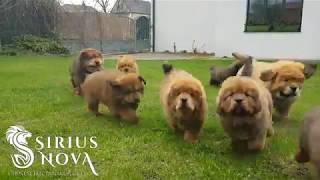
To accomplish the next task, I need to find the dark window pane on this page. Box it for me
[245,0,303,32]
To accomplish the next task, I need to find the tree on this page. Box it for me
[94,0,109,14]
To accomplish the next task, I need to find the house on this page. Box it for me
[111,0,151,20]
[153,0,320,60]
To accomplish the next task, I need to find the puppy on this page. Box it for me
[116,55,139,73]
[160,64,207,144]
[259,62,308,120]
[209,56,248,86]
[216,62,274,151]
[295,107,320,177]
[234,52,317,120]
[81,70,146,124]
[70,48,104,95]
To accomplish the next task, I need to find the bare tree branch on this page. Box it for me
[94,0,109,14]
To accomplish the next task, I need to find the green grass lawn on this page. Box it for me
[0,55,319,179]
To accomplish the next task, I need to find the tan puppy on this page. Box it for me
[216,75,274,151]
[234,52,316,120]
[116,55,139,73]
[295,107,320,177]
[81,70,146,124]
[70,48,104,95]
[160,64,207,144]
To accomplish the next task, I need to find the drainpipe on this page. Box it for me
[152,0,155,52]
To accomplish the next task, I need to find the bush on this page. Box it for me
[15,35,69,55]
[0,50,17,56]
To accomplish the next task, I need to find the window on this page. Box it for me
[245,0,304,32]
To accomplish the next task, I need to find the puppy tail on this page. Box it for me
[162,64,173,74]
[240,56,253,77]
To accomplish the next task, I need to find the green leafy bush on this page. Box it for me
[15,35,69,55]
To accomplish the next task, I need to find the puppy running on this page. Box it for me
[70,48,104,95]
[81,70,146,124]
[295,107,320,177]
[116,55,139,73]
[160,64,207,144]
[216,60,274,151]
[234,52,317,120]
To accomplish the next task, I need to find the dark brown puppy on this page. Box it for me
[295,107,320,177]
[70,48,104,95]
[81,70,146,124]
[209,54,251,86]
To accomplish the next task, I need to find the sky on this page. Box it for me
[60,0,151,12]
[60,0,118,12]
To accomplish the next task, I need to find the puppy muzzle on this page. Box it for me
[277,86,300,99]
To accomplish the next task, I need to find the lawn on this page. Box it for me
[0,55,319,179]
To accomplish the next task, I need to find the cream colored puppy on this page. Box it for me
[116,55,139,73]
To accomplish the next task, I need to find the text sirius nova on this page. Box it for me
[6,126,99,176]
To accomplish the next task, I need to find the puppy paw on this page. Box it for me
[74,89,81,96]
[295,149,310,163]
[248,141,265,151]
[267,127,274,137]
[184,131,199,144]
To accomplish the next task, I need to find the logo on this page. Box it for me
[6,126,34,169]
[6,125,99,176]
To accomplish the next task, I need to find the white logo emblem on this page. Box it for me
[6,126,34,169]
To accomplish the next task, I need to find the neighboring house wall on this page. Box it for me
[155,0,320,60]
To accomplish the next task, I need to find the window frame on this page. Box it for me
[244,0,304,33]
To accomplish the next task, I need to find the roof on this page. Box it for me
[111,0,151,15]
[61,4,97,13]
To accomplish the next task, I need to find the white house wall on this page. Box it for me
[155,0,320,60]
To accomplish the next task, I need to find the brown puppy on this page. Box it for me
[295,107,320,177]
[216,74,274,151]
[116,55,139,73]
[81,70,146,124]
[70,48,104,95]
[160,64,207,144]
[234,52,317,120]
[259,61,307,120]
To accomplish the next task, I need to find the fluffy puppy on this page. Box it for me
[216,75,274,151]
[70,48,104,95]
[234,52,317,120]
[81,70,146,124]
[259,61,308,120]
[116,55,139,73]
[160,64,207,144]
[295,107,320,177]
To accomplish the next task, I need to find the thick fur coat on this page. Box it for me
[160,64,207,143]
[81,70,146,124]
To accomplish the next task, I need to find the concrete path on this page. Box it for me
[104,52,218,60]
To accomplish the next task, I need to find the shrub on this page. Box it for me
[15,35,69,55]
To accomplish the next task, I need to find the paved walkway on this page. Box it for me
[104,52,217,60]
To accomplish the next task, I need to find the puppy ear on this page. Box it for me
[138,76,146,85]
[216,92,232,115]
[80,50,90,60]
[260,70,276,81]
[303,63,317,79]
